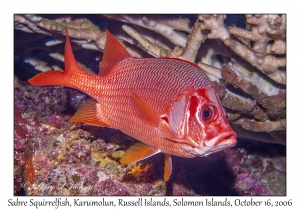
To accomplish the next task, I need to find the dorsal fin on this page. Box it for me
[99,30,132,76]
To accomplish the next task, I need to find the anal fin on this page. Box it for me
[120,142,159,164]
[69,99,109,127]
[164,154,172,181]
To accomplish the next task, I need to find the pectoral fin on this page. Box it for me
[69,99,109,127]
[164,154,172,181]
[120,142,159,164]
[130,91,160,126]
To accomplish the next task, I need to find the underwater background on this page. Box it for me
[14,14,286,196]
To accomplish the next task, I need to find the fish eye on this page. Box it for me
[200,105,218,122]
[202,108,211,119]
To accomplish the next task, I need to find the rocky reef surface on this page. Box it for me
[14,78,285,196]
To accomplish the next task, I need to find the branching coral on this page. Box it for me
[14,14,286,146]
[14,26,286,195]
[198,14,286,85]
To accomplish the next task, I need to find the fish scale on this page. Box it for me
[92,58,211,157]
[98,58,212,112]
[28,28,237,181]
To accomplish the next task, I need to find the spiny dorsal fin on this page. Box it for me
[164,154,172,181]
[120,142,159,164]
[131,91,160,126]
[69,99,109,127]
[99,30,132,76]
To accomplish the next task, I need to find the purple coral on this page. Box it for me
[14,79,286,196]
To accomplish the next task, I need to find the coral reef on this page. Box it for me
[14,14,286,145]
[14,14,286,196]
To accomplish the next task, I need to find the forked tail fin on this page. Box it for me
[28,27,83,88]
[28,70,66,86]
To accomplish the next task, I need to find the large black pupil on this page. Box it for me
[203,108,211,119]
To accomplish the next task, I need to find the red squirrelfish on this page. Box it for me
[28,28,237,181]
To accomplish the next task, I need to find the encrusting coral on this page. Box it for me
[14,14,286,195]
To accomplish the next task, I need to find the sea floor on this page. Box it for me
[14,78,286,196]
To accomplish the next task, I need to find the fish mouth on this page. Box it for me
[179,131,237,157]
[205,131,237,148]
